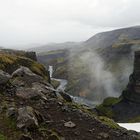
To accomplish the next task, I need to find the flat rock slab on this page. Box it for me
[64,121,76,128]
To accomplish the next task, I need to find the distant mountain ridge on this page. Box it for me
[29,26,140,54]
[28,42,82,53]
[84,26,140,49]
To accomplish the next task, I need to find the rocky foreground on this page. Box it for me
[0,52,139,140]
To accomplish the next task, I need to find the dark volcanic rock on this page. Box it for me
[0,70,11,85]
[59,91,72,102]
[12,66,43,85]
[17,106,43,130]
[16,87,45,100]
[123,51,140,103]
[97,51,140,122]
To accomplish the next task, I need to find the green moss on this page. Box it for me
[99,116,120,129]
[51,79,60,89]
[48,132,60,140]
[102,97,121,107]
[0,134,6,140]
[96,105,114,118]
[0,114,21,140]
[39,126,61,140]
[0,53,49,81]
[66,102,96,118]
[30,62,46,77]
[57,57,64,63]
[128,116,140,123]
[96,97,122,118]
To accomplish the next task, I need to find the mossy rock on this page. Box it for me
[0,134,6,140]
[0,53,49,81]
[96,97,121,118]
[96,105,114,118]
[99,116,120,129]
[51,79,60,89]
[102,97,122,107]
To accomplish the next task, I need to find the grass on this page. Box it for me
[99,116,120,129]
[101,97,122,107]
[39,126,61,140]
[51,79,60,89]
[0,114,21,140]
[128,116,140,123]
[96,97,122,118]
[0,53,49,81]
[0,134,6,140]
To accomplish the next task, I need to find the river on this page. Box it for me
[52,77,97,107]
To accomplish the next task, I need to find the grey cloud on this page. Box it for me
[0,0,140,48]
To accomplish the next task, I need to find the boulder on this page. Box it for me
[64,121,76,128]
[6,107,17,118]
[17,106,43,130]
[16,87,46,100]
[98,132,109,139]
[0,70,11,85]
[59,91,72,102]
[12,66,43,85]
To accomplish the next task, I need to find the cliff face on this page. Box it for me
[122,51,140,103]
[96,51,140,122]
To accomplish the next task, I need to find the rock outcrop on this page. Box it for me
[122,51,140,103]
[12,66,43,84]
[0,70,11,85]
[17,106,43,130]
[96,51,140,122]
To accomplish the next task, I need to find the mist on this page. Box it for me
[79,52,119,102]
[68,47,135,103]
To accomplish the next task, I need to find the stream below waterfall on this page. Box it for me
[52,78,97,107]
[49,66,97,107]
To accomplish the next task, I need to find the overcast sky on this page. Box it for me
[0,0,140,49]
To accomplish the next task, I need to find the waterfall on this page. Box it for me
[48,65,53,78]
[49,65,96,107]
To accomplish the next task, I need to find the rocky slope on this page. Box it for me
[0,51,139,140]
[96,51,140,123]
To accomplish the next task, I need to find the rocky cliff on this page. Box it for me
[0,51,139,140]
[96,51,140,122]
[122,51,140,103]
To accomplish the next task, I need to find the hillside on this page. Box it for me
[84,26,140,49]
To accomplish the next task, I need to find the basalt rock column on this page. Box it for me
[123,51,140,103]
